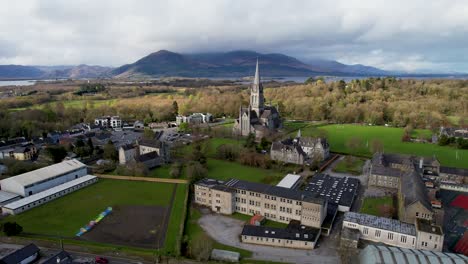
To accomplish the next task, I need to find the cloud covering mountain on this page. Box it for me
[1,0,468,72]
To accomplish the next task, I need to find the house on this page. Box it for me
[343,212,444,251]
[270,130,329,165]
[0,243,40,264]
[233,60,282,138]
[118,139,170,168]
[176,113,213,125]
[194,178,327,228]
[94,116,122,128]
[138,139,170,164]
[118,144,136,165]
[440,126,468,139]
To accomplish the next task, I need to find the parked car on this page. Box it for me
[95,257,109,264]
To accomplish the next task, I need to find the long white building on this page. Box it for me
[0,159,87,197]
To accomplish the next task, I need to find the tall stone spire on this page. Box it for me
[250,58,264,116]
[254,58,260,85]
[297,129,302,138]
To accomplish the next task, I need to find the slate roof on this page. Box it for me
[138,139,163,149]
[137,151,159,162]
[440,166,468,176]
[224,178,325,204]
[0,243,39,264]
[304,174,359,208]
[195,178,225,188]
[241,224,320,242]
[119,143,135,151]
[344,212,416,236]
[400,170,432,211]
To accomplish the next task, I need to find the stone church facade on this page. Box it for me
[233,60,282,138]
[270,130,330,165]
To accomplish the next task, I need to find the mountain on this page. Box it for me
[112,50,391,78]
[0,65,45,79]
[0,64,112,80]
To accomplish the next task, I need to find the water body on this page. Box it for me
[0,80,37,87]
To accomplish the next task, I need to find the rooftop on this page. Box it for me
[416,218,443,235]
[276,174,301,189]
[344,211,416,236]
[0,190,21,204]
[194,178,225,188]
[0,243,39,264]
[224,178,324,205]
[3,175,97,210]
[241,224,320,242]
[359,245,468,264]
[0,159,86,187]
[304,174,359,208]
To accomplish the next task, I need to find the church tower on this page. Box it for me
[250,59,264,117]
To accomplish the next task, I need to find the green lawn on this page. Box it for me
[148,165,171,178]
[230,213,288,228]
[163,183,188,256]
[360,196,393,217]
[333,156,366,175]
[206,159,283,184]
[1,179,177,238]
[299,124,468,168]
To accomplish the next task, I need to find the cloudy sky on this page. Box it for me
[1,0,468,72]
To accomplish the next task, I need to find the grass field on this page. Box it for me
[148,165,171,178]
[163,183,188,255]
[298,124,468,168]
[10,99,117,111]
[360,196,394,217]
[230,213,288,228]
[206,159,283,184]
[333,156,366,175]
[1,179,186,253]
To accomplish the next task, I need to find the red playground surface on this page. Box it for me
[450,195,468,210]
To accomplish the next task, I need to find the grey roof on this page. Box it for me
[304,174,359,208]
[195,178,225,188]
[138,139,163,148]
[415,218,443,235]
[400,170,432,211]
[344,212,416,236]
[0,243,39,264]
[119,143,135,151]
[224,178,324,204]
[359,245,468,264]
[440,166,468,176]
[241,224,320,242]
[0,190,21,204]
[137,151,159,162]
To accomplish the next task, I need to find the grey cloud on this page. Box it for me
[0,0,467,72]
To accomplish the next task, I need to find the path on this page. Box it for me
[96,174,188,184]
[198,213,340,264]
[156,183,178,249]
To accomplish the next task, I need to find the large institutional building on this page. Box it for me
[0,159,98,215]
[194,178,327,229]
[270,130,330,165]
[343,212,444,252]
[233,60,282,138]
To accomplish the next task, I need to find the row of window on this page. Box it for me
[243,235,310,246]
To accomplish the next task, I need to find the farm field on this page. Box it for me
[1,179,187,252]
[297,124,468,168]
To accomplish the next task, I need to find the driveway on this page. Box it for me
[198,213,341,264]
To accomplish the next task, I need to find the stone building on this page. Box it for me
[117,139,170,169]
[233,60,281,138]
[270,130,329,165]
[343,212,444,252]
[176,113,213,125]
[194,178,327,228]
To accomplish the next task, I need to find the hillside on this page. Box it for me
[112,50,390,78]
[0,65,45,79]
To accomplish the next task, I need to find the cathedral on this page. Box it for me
[233,60,282,138]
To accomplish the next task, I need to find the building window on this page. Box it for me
[401,235,407,243]
[375,230,381,237]
[363,228,368,235]
[388,233,394,240]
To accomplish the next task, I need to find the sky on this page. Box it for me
[1,0,468,73]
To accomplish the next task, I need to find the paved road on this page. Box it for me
[198,213,341,264]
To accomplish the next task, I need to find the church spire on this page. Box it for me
[254,58,260,85]
[297,129,301,138]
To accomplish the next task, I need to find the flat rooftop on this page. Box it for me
[0,190,21,204]
[3,175,97,210]
[344,211,416,236]
[241,224,320,242]
[304,174,359,208]
[276,174,301,189]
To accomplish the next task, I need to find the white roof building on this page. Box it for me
[276,174,302,189]
[0,159,87,196]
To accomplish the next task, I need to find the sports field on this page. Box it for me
[1,179,187,252]
[298,124,467,168]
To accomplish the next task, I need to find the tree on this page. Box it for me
[186,161,207,183]
[189,232,213,261]
[87,137,94,152]
[45,146,68,163]
[370,139,384,153]
[103,140,118,161]
[2,222,23,236]
[178,122,190,133]
[244,133,256,149]
[143,128,155,139]
[259,137,269,151]
[170,162,183,178]
[191,141,207,165]
[172,100,179,116]
[216,144,239,161]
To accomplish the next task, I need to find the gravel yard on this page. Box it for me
[198,213,341,264]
